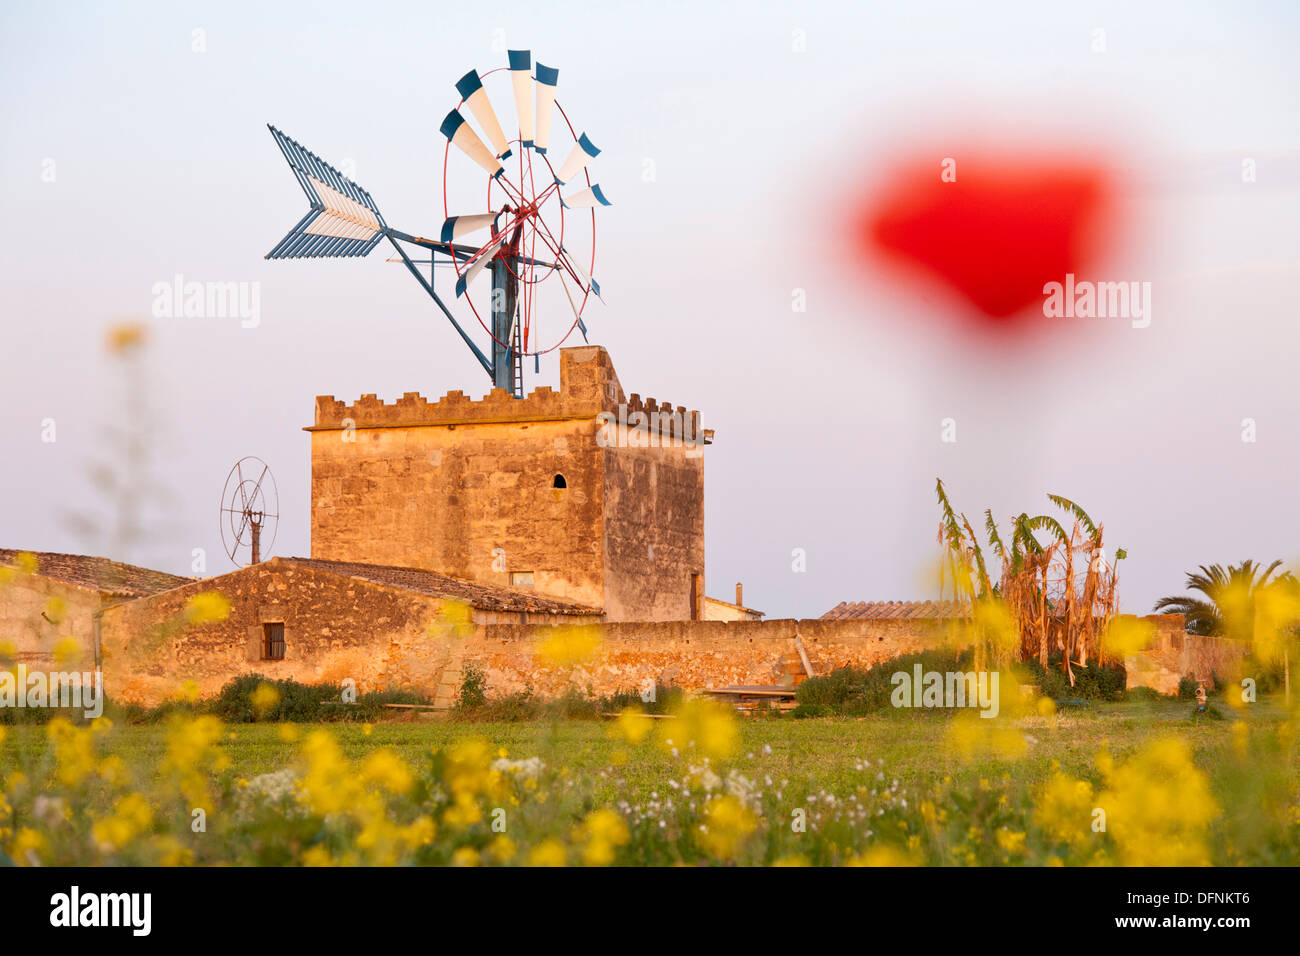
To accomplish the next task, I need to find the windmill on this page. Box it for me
[220,457,279,567]
[265,49,609,397]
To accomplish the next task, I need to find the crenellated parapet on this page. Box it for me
[309,346,632,430]
[609,393,703,443]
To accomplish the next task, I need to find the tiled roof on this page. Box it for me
[0,549,193,598]
[280,557,602,617]
[820,600,962,621]
[703,596,764,616]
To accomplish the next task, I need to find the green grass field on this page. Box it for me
[4,697,1290,798]
[2,697,1295,866]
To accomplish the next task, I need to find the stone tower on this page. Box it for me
[306,347,707,621]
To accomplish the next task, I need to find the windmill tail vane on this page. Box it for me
[264,48,610,397]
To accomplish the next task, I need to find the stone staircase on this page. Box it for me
[431,640,469,711]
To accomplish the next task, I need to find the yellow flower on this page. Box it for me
[947,713,1027,761]
[442,792,483,828]
[1033,772,1095,848]
[427,599,474,637]
[1254,583,1300,664]
[535,625,603,669]
[845,845,916,867]
[250,683,280,718]
[92,793,154,852]
[696,794,758,860]
[106,322,147,354]
[773,855,810,867]
[44,596,67,626]
[160,715,229,807]
[527,839,567,867]
[451,846,480,867]
[440,737,504,806]
[487,835,516,863]
[278,723,301,743]
[659,698,738,761]
[183,591,230,625]
[302,845,334,867]
[972,598,1019,657]
[612,706,654,745]
[8,827,48,865]
[401,816,437,848]
[298,730,355,816]
[174,680,201,704]
[153,834,194,867]
[47,718,96,787]
[52,636,83,668]
[1096,738,1219,866]
[574,808,630,866]
[360,749,414,795]
[1102,616,1156,658]
[994,828,1026,856]
[98,754,130,787]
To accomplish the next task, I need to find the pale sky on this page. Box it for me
[2,0,1298,618]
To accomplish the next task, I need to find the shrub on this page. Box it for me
[452,681,684,722]
[454,663,488,712]
[794,648,977,717]
[1019,655,1126,702]
[205,675,430,723]
[789,703,830,719]
[1125,686,1168,704]
[598,683,683,716]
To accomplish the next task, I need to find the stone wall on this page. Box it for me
[97,578,950,707]
[99,562,461,705]
[0,575,103,669]
[1121,614,1250,694]
[600,427,705,621]
[468,617,947,699]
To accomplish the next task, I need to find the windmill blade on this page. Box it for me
[554,133,600,185]
[559,243,602,301]
[561,184,612,209]
[440,213,498,243]
[534,62,559,154]
[508,50,535,147]
[454,230,509,297]
[265,125,386,259]
[440,110,505,178]
[455,70,511,160]
[554,267,590,343]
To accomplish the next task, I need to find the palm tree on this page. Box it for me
[1153,560,1291,639]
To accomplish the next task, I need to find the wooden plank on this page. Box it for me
[383,703,440,711]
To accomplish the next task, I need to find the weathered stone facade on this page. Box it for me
[97,557,597,705]
[100,582,952,707]
[472,617,947,700]
[308,346,706,621]
[0,550,192,672]
[0,574,103,670]
[1122,613,1250,694]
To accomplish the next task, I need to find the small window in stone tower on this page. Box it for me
[262,622,286,660]
[552,473,567,489]
[510,571,535,587]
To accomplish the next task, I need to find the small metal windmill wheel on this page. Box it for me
[220,456,279,567]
